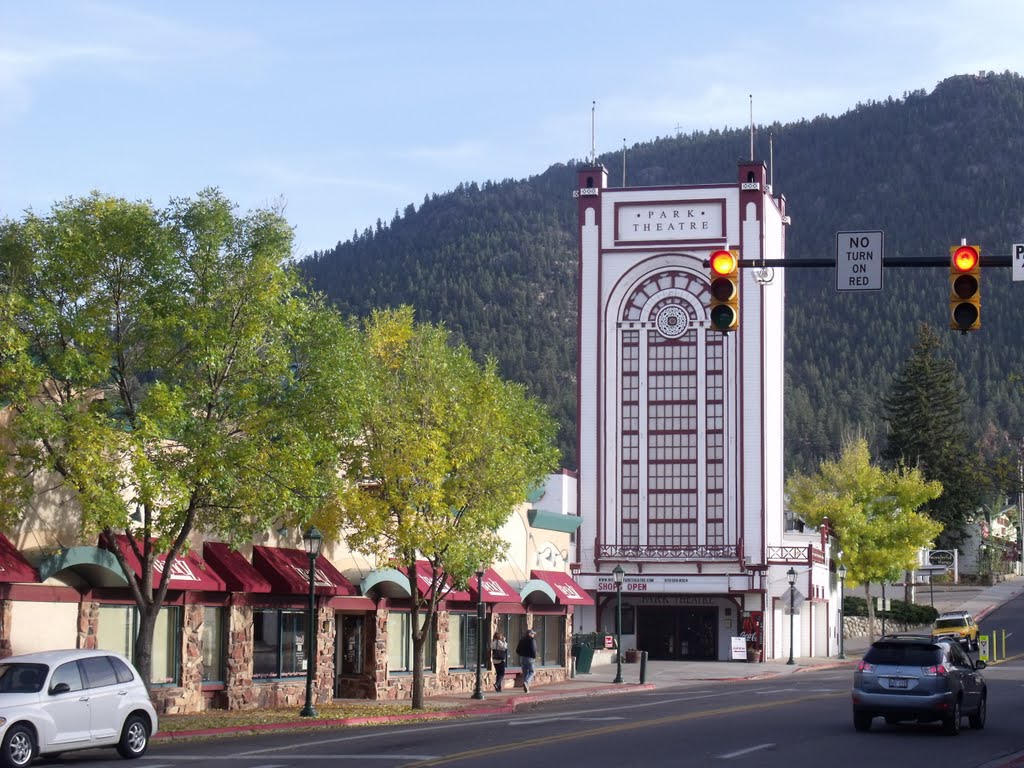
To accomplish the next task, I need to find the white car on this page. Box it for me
[0,649,158,767]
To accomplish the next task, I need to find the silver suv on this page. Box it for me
[852,634,987,735]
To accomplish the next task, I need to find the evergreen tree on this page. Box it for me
[882,323,980,548]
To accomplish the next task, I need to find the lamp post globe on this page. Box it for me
[612,564,624,684]
[471,566,486,700]
[299,526,323,717]
[786,567,796,666]
[837,563,848,660]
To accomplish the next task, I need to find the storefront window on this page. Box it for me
[386,611,435,673]
[534,615,566,666]
[253,609,306,679]
[448,613,481,670]
[96,604,181,685]
[200,607,225,682]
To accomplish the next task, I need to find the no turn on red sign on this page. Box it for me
[836,230,883,291]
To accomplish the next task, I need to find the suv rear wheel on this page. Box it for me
[853,711,872,732]
[969,695,986,729]
[943,698,961,736]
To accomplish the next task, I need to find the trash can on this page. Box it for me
[575,643,595,674]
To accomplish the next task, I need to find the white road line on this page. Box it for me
[506,716,625,725]
[719,743,775,759]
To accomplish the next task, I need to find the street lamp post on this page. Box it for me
[471,566,485,700]
[299,526,323,718]
[613,564,624,684]
[837,563,848,660]
[786,567,797,666]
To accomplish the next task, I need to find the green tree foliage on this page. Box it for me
[0,190,362,688]
[786,437,942,639]
[882,324,980,548]
[327,306,560,709]
[298,72,1024,476]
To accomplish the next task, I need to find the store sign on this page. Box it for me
[595,575,729,593]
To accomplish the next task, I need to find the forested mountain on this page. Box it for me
[298,72,1024,475]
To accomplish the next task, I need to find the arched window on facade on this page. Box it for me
[616,268,730,557]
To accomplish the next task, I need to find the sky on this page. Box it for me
[2,1,1023,258]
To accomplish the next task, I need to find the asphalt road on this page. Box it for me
[44,664,1023,768]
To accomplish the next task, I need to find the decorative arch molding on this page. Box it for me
[599,252,733,561]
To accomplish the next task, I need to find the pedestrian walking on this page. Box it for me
[516,628,537,692]
[491,631,508,692]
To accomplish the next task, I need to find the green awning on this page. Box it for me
[528,509,583,533]
[360,567,411,599]
[37,545,128,587]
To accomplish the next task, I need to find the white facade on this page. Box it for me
[571,162,838,661]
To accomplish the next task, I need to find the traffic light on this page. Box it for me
[949,244,981,332]
[709,249,740,332]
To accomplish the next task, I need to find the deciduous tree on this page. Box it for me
[786,437,943,640]
[0,190,362,687]
[328,306,559,709]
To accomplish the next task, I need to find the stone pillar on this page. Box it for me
[180,603,204,711]
[373,606,388,699]
[315,604,335,704]
[77,601,99,649]
[224,604,256,710]
[0,600,12,658]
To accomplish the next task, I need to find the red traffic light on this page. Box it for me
[952,245,979,272]
[948,244,981,332]
[710,250,738,276]
[708,249,739,332]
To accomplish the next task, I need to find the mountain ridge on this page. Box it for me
[299,71,1024,474]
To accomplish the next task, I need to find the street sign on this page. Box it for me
[836,230,883,291]
[1014,243,1024,282]
[782,586,805,611]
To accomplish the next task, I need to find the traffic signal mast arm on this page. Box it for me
[706,255,1012,268]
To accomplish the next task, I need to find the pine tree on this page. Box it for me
[882,323,980,548]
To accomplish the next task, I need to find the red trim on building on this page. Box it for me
[203,542,272,593]
[251,545,360,597]
[326,595,376,610]
[529,570,594,605]
[102,535,225,591]
[0,533,38,583]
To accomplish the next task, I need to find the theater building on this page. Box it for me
[0,472,589,713]
[570,161,839,662]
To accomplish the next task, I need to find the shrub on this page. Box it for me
[842,596,937,624]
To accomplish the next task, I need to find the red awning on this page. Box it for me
[251,545,360,597]
[203,542,272,593]
[470,568,521,604]
[101,535,226,591]
[0,533,39,583]
[402,560,475,601]
[530,569,594,605]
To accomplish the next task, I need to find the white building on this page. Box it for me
[570,161,839,661]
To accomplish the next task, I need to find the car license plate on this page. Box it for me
[889,678,908,689]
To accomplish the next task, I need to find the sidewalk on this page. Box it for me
[156,576,1024,739]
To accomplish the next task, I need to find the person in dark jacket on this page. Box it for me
[516,628,537,692]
